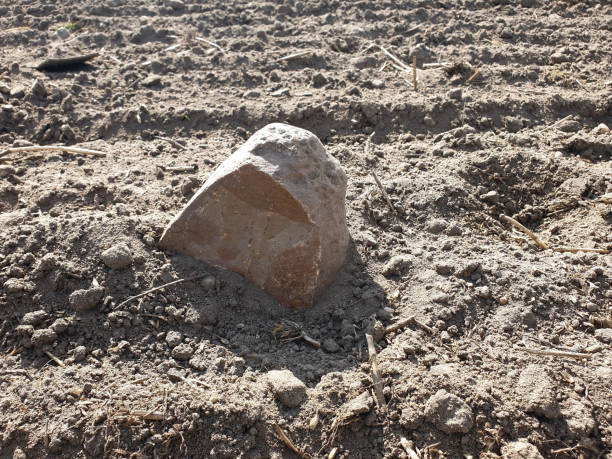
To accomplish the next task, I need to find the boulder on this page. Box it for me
[159,123,349,308]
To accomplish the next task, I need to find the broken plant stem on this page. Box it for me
[500,214,550,250]
[43,350,65,367]
[522,347,592,360]
[365,334,386,412]
[0,145,107,159]
[155,136,187,150]
[500,214,610,254]
[552,246,610,254]
[274,423,310,458]
[278,50,312,61]
[114,274,208,310]
[371,171,397,215]
[194,36,224,53]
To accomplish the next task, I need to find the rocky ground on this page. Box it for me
[1,0,611,458]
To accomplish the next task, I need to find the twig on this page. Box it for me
[384,316,434,335]
[117,409,166,421]
[194,36,224,53]
[500,214,610,254]
[44,350,65,367]
[412,56,417,91]
[155,136,187,150]
[158,165,197,173]
[274,424,310,458]
[535,114,572,134]
[365,334,386,412]
[371,171,397,215]
[466,67,481,83]
[552,246,609,254]
[384,316,415,335]
[113,274,208,310]
[400,437,420,459]
[522,347,592,360]
[0,369,32,380]
[366,44,410,72]
[0,145,107,159]
[499,214,549,250]
[422,62,451,69]
[278,50,312,61]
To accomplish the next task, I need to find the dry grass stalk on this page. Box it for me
[43,350,65,367]
[155,135,187,150]
[273,320,321,348]
[522,347,592,360]
[371,171,397,215]
[500,215,550,250]
[365,334,386,412]
[114,274,208,310]
[278,50,312,61]
[466,67,481,82]
[500,214,610,254]
[413,56,418,91]
[274,423,310,458]
[552,246,610,254]
[422,62,451,68]
[194,36,224,53]
[366,44,411,72]
[384,316,434,335]
[0,145,107,159]
[400,437,421,459]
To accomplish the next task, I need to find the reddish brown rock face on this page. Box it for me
[159,123,349,308]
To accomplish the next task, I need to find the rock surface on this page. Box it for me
[159,123,349,308]
[69,286,105,312]
[101,243,133,269]
[266,369,307,408]
[516,364,559,419]
[424,389,473,434]
[501,440,544,459]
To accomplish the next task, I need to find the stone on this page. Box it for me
[101,243,133,269]
[171,343,194,360]
[55,26,70,39]
[9,86,25,99]
[69,286,105,312]
[427,219,447,234]
[501,440,543,459]
[560,398,596,437]
[50,318,69,334]
[266,369,307,407]
[322,338,340,353]
[447,88,462,101]
[516,364,560,418]
[31,328,57,347]
[21,310,49,326]
[165,330,182,347]
[480,190,500,203]
[336,391,373,424]
[73,345,87,362]
[382,255,413,277]
[31,78,47,98]
[424,389,473,434]
[159,123,349,308]
[3,278,35,293]
[0,165,16,177]
[594,328,612,344]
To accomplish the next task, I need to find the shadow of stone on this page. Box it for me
[155,238,390,384]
